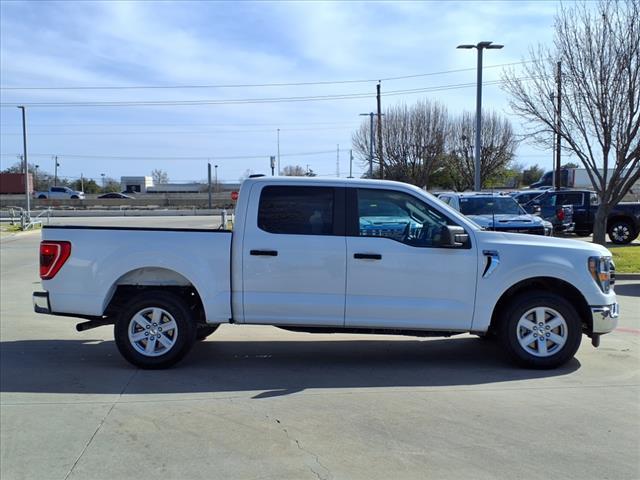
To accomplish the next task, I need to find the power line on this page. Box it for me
[0,121,359,128]
[0,77,533,108]
[0,61,532,91]
[0,150,338,161]
[0,126,360,136]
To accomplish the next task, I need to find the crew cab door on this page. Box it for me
[241,184,346,326]
[345,187,477,331]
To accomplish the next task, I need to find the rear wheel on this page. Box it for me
[114,291,197,369]
[608,219,637,244]
[37,195,46,199]
[498,291,581,369]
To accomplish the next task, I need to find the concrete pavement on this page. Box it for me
[1,219,638,480]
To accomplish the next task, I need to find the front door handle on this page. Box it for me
[250,250,278,256]
[354,253,382,260]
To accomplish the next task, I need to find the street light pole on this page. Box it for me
[457,41,503,191]
[214,164,218,192]
[54,156,60,186]
[17,106,30,221]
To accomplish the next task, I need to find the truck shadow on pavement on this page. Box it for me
[0,336,580,398]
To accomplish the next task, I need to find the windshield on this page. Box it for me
[459,197,525,215]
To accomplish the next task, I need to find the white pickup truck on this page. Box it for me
[33,177,619,369]
[35,186,85,200]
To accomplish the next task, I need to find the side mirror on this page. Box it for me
[441,225,469,248]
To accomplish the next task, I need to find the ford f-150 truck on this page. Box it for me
[33,177,619,369]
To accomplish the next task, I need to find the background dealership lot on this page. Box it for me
[1,217,638,480]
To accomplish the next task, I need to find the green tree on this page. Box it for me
[522,164,545,186]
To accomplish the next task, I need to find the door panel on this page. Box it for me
[345,188,477,331]
[242,185,346,326]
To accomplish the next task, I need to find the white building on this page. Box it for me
[121,176,153,193]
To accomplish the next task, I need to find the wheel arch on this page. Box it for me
[103,267,206,325]
[489,276,592,336]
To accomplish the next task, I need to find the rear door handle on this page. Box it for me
[250,250,278,256]
[354,253,382,260]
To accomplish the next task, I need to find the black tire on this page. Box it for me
[498,290,582,369]
[70,195,79,199]
[608,219,637,244]
[114,291,197,369]
[38,195,46,199]
[196,325,219,341]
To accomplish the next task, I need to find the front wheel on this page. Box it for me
[114,291,197,369]
[498,291,582,369]
[608,219,637,244]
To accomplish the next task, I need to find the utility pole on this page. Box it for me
[54,156,59,186]
[277,128,281,175]
[348,149,353,178]
[359,112,375,177]
[80,173,84,192]
[555,61,562,189]
[376,82,384,179]
[214,165,218,192]
[34,164,39,191]
[17,106,30,221]
[207,162,212,209]
[336,144,340,177]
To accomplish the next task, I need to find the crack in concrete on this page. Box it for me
[269,416,332,480]
[62,369,138,480]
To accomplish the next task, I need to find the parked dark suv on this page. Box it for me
[524,189,640,244]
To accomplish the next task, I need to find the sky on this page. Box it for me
[0,0,562,185]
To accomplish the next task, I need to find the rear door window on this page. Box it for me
[258,186,335,235]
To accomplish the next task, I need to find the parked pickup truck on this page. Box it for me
[524,189,640,244]
[33,177,619,369]
[35,186,85,200]
[438,192,553,236]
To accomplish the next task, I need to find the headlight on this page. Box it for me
[588,256,615,293]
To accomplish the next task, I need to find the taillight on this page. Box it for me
[40,241,71,280]
[556,208,565,221]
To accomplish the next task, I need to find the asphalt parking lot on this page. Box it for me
[1,218,639,480]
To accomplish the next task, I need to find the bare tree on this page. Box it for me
[503,0,640,244]
[352,100,449,187]
[446,111,519,190]
[282,165,306,176]
[151,169,169,185]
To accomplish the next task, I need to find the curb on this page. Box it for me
[616,273,640,280]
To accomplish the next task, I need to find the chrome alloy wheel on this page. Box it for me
[516,307,567,357]
[610,224,631,243]
[128,307,178,357]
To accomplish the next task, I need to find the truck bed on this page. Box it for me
[41,225,232,324]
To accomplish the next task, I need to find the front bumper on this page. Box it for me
[591,303,619,334]
[33,291,51,314]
